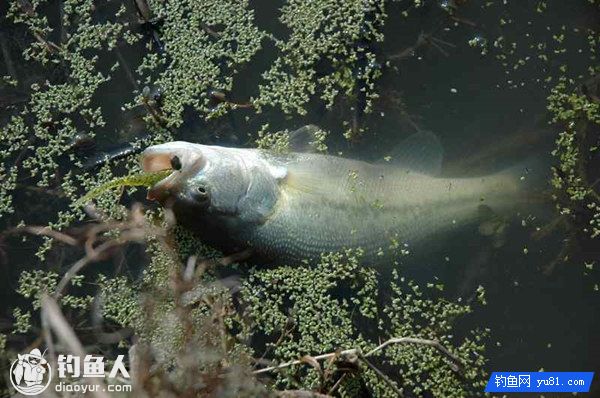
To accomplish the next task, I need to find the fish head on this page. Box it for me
[141,142,283,225]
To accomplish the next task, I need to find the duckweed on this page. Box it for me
[6,1,598,397]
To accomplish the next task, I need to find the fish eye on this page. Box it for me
[170,155,182,170]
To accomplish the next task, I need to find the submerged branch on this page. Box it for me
[389,29,455,61]
[41,295,110,398]
[276,391,333,398]
[365,337,463,373]
[253,336,464,392]
[254,336,462,374]
[7,225,79,246]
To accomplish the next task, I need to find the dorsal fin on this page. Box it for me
[288,124,328,153]
[379,130,443,175]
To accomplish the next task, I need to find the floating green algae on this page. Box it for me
[4,1,599,396]
[74,169,171,206]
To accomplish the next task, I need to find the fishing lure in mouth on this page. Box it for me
[74,170,172,207]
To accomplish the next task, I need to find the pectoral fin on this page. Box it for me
[478,204,508,248]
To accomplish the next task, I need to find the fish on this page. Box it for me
[140,126,547,265]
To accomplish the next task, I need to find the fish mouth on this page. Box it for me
[141,142,205,202]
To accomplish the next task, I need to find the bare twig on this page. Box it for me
[32,31,62,53]
[253,319,296,369]
[428,36,454,57]
[388,32,430,61]
[115,47,140,91]
[276,391,332,398]
[450,15,478,28]
[41,295,110,398]
[54,251,94,298]
[254,336,463,376]
[183,255,197,282]
[0,32,18,81]
[41,295,87,359]
[253,348,361,375]
[7,225,78,246]
[389,30,455,61]
[357,353,403,396]
[365,337,463,373]
[326,372,347,396]
[53,207,165,297]
[40,308,57,386]
[133,0,152,21]
[200,22,222,39]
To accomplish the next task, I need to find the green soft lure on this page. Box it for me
[75,170,171,206]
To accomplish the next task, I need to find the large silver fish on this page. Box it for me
[141,127,544,264]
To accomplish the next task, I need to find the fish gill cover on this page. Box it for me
[0,0,598,397]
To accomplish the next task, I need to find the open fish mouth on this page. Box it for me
[140,142,205,201]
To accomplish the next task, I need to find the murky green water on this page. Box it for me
[0,0,598,396]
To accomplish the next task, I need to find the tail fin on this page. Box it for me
[475,157,554,245]
[497,156,554,221]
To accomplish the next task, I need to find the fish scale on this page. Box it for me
[242,152,524,264]
[141,135,542,265]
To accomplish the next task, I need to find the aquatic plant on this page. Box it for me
[8,1,600,397]
[128,0,265,126]
[241,251,487,396]
[464,0,600,275]
[255,0,386,122]
[6,215,488,396]
[0,0,151,264]
[255,124,330,153]
[547,75,600,239]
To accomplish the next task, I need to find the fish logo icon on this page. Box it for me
[10,348,52,395]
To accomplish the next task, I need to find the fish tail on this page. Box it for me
[475,156,554,245]
[497,155,554,217]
